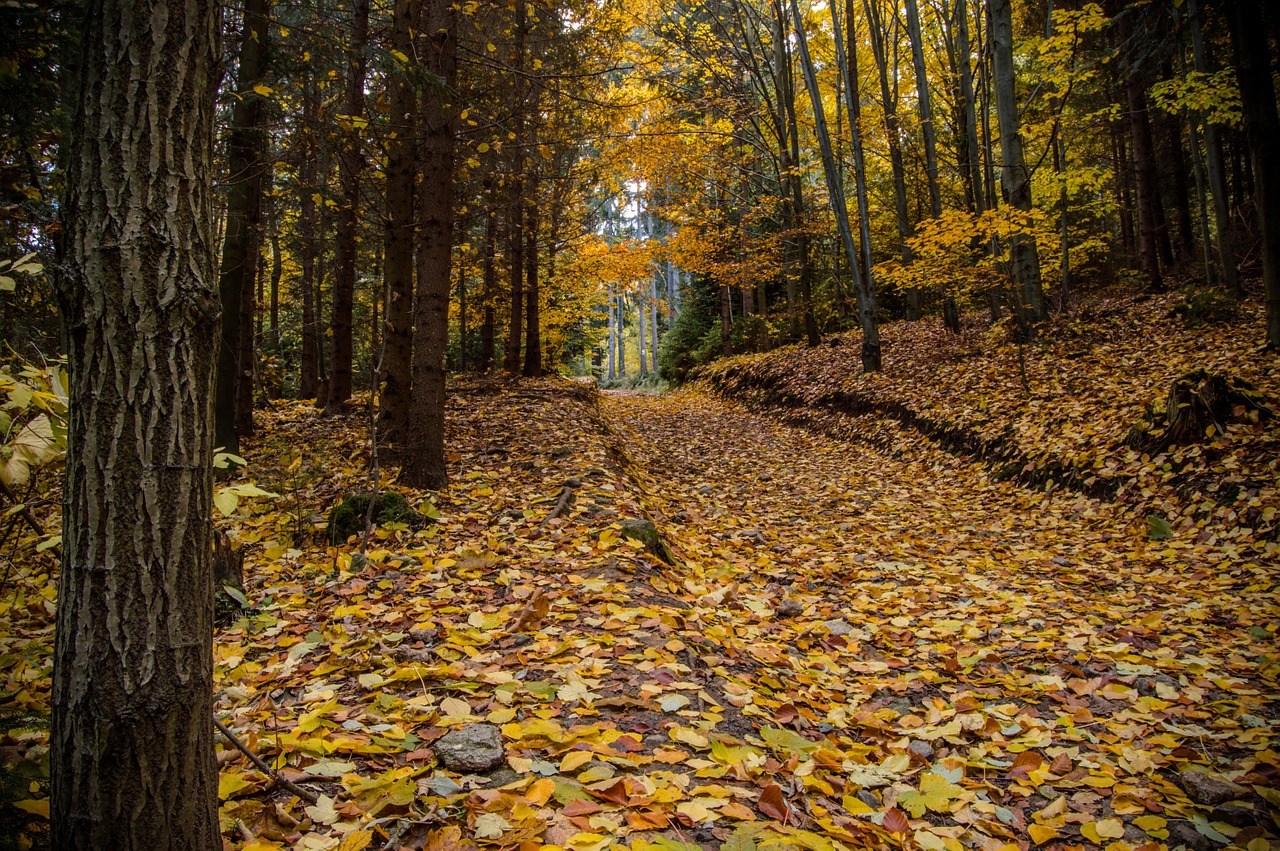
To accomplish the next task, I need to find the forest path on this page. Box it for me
[597,387,1279,848]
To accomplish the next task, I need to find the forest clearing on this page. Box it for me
[2,0,1280,847]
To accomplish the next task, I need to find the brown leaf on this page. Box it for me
[757,783,790,822]
[882,807,910,834]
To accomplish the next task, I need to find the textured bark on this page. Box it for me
[215,0,270,452]
[327,0,370,413]
[1156,93,1195,265]
[1225,0,1280,347]
[990,0,1045,324]
[378,0,418,445]
[399,0,456,489]
[53,0,221,847]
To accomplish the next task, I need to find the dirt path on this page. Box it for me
[600,388,1279,851]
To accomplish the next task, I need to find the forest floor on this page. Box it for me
[1,295,1278,851]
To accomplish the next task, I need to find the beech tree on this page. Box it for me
[52,0,221,846]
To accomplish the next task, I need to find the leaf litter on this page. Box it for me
[1,300,1278,850]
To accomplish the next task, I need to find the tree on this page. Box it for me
[1224,0,1280,348]
[990,0,1045,325]
[52,0,221,846]
[400,0,457,489]
[215,0,272,453]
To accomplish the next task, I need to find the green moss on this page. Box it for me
[328,491,419,543]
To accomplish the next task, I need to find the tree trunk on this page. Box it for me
[802,0,881,369]
[298,82,321,400]
[1125,70,1166,291]
[865,0,918,317]
[990,0,1046,324]
[399,0,456,489]
[616,290,627,375]
[53,0,221,847]
[606,285,616,380]
[378,0,417,445]
[1188,0,1241,298]
[327,0,370,413]
[215,0,270,453]
[481,200,497,372]
[1225,0,1280,347]
[523,179,542,376]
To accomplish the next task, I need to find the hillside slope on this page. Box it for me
[698,294,1279,549]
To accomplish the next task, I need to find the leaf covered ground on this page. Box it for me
[2,298,1278,851]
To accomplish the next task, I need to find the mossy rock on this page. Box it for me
[328,491,420,543]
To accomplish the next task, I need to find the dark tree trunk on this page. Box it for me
[400,0,456,489]
[215,0,270,453]
[523,182,542,377]
[298,82,321,400]
[53,0,221,847]
[1155,80,1195,265]
[327,0,370,413]
[481,200,497,372]
[378,0,417,446]
[1125,74,1167,291]
[1225,0,1280,346]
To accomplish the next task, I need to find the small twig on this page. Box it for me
[235,819,255,843]
[0,478,60,558]
[213,714,320,804]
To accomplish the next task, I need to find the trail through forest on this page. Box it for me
[3,378,1277,850]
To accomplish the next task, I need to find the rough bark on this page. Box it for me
[400,0,455,490]
[53,0,221,847]
[378,0,418,445]
[215,0,270,453]
[1124,65,1166,291]
[1225,0,1280,347]
[327,0,370,413]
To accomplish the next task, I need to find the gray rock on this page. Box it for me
[1165,819,1219,851]
[698,485,714,496]
[823,618,853,637]
[776,598,804,618]
[483,766,522,788]
[1210,804,1260,827]
[855,790,880,809]
[1178,770,1243,806]
[433,724,506,773]
[908,740,934,759]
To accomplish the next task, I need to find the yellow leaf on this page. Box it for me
[12,798,49,818]
[1134,815,1167,832]
[1095,817,1125,839]
[841,794,873,815]
[252,83,274,96]
[560,750,594,773]
[439,696,472,717]
[218,771,257,800]
[337,831,374,851]
[1027,825,1059,846]
[526,777,557,805]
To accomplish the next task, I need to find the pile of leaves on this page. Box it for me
[1,367,1277,850]
[697,293,1280,545]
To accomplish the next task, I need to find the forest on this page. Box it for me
[0,0,1278,848]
